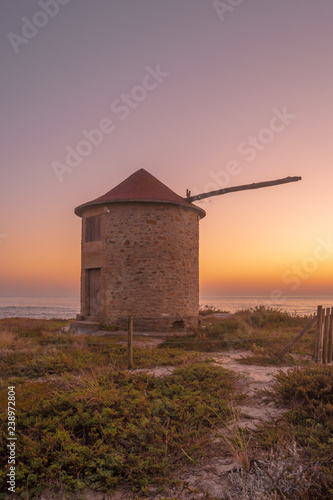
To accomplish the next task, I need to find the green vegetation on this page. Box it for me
[0,309,330,499]
[0,318,238,498]
[0,317,69,335]
[255,365,333,499]
[0,318,203,381]
[0,364,237,498]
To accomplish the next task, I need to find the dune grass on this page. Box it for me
[0,318,239,498]
[0,309,329,498]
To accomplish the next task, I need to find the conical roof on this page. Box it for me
[75,169,206,218]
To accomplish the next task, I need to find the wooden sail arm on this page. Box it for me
[185,176,302,203]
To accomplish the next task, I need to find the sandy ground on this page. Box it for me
[212,351,290,429]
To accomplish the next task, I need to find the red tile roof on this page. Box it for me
[75,169,206,218]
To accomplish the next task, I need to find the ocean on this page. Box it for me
[200,296,333,316]
[0,297,80,320]
[0,295,332,319]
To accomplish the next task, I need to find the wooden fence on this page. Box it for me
[252,305,333,363]
[314,305,333,364]
[127,308,332,368]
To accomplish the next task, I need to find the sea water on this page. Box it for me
[0,297,80,320]
[200,296,333,316]
[0,295,332,319]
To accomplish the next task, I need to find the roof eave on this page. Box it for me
[74,198,206,219]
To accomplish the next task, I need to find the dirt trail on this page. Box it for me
[212,351,290,430]
[145,351,291,499]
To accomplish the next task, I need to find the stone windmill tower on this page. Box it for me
[73,168,301,332]
[74,169,206,331]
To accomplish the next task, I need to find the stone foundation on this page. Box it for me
[113,315,199,332]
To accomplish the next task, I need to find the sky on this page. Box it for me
[1,0,333,299]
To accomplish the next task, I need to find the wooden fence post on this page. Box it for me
[322,308,330,364]
[327,307,333,364]
[317,306,325,364]
[314,306,322,362]
[128,316,133,369]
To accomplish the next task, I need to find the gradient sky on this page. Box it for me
[1,0,333,298]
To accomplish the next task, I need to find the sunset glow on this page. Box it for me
[1,1,333,299]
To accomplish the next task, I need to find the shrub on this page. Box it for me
[199,305,230,316]
[0,364,237,497]
[236,305,307,328]
[256,366,333,498]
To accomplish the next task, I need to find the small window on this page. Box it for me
[85,215,101,242]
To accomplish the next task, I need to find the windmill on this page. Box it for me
[71,170,302,333]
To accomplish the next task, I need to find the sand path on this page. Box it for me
[144,350,291,499]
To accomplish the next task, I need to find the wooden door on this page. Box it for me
[87,268,101,316]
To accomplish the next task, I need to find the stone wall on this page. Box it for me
[80,202,201,331]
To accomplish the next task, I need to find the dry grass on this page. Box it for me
[0,329,31,347]
[224,441,321,500]
[0,329,37,363]
[220,408,252,471]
